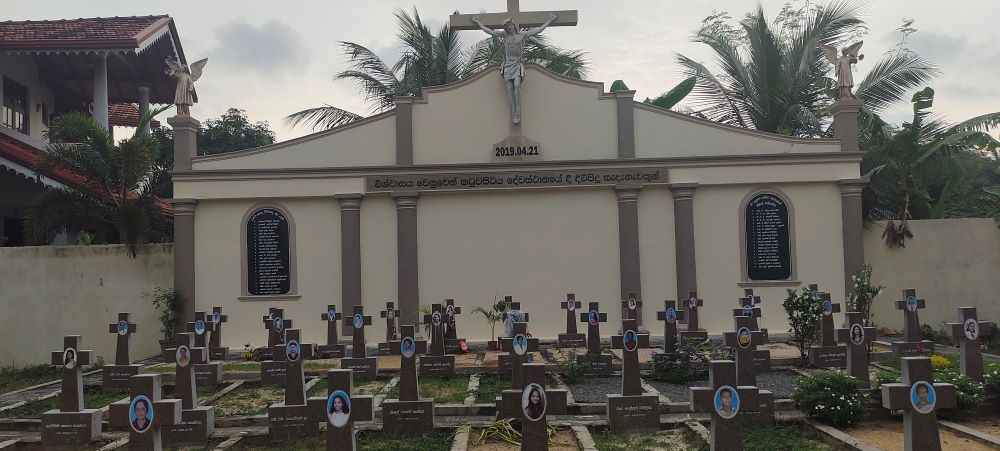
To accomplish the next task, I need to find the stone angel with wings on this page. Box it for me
[165,57,208,116]
[820,41,863,100]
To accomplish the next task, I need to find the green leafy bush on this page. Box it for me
[783,288,825,365]
[649,339,733,383]
[985,362,1000,391]
[933,367,985,410]
[791,370,868,427]
[552,348,588,384]
[871,370,899,402]
[919,324,951,346]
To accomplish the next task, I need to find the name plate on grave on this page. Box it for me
[607,394,660,430]
[745,192,791,281]
[366,167,667,193]
[493,135,541,162]
[383,400,434,435]
[418,355,455,377]
[260,361,287,386]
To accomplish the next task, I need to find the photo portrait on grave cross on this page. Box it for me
[327,390,351,428]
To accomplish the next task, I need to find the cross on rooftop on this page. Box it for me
[450,0,578,30]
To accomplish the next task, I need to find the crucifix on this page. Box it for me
[104,312,144,390]
[501,322,539,390]
[656,300,685,354]
[690,360,760,451]
[611,319,650,396]
[679,291,708,342]
[109,374,182,451]
[42,335,102,446]
[881,357,957,451]
[891,289,935,355]
[451,1,578,124]
[320,304,346,358]
[620,292,642,328]
[947,307,993,382]
[268,328,318,440]
[836,312,877,388]
[162,332,215,445]
[390,325,427,402]
[313,369,375,451]
[208,307,229,360]
[558,293,586,347]
[380,302,400,342]
[187,311,215,349]
[724,316,768,386]
[423,304,447,356]
[444,298,462,340]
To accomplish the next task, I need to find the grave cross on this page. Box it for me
[167,332,206,410]
[690,360,760,451]
[893,288,935,354]
[423,304,447,356]
[881,357,958,451]
[561,293,580,335]
[344,306,373,358]
[580,302,608,354]
[315,369,375,451]
[51,335,93,412]
[620,292,642,326]
[723,316,768,387]
[519,363,550,451]
[323,304,345,346]
[656,300,685,354]
[679,291,708,342]
[816,293,841,347]
[734,290,767,337]
[444,298,462,340]
[108,312,137,365]
[186,311,215,348]
[275,329,315,407]
[500,322,539,390]
[110,374,182,451]
[502,297,530,322]
[208,307,229,358]
[836,312,877,388]
[611,319,651,396]
[379,302,400,342]
[947,307,993,382]
[390,325,427,402]
[449,0,578,30]
[262,308,292,349]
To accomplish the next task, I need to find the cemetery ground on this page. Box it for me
[4,339,1000,450]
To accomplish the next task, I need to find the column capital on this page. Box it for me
[838,178,867,197]
[615,183,641,202]
[170,198,198,216]
[167,115,201,131]
[335,193,364,211]
[611,90,637,99]
[392,192,419,209]
[669,183,699,201]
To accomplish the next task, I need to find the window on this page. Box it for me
[241,204,298,298]
[2,77,29,134]
[740,189,796,283]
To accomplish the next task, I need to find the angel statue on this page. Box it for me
[164,57,208,116]
[820,42,864,100]
[472,13,557,124]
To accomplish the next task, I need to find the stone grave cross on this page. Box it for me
[580,301,608,354]
[816,293,841,346]
[620,292,642,326]
[947,307,992,382]
[520,363,551,451]
[836,312,877,388]
[320,304,346,358]
[109,312,137,365]
[162,332,215,445]
[444,298,462,339]
[809,292,847,368]
[679,291,708,341]
[724,315,769,386]
[690,360,761,451]
[345,306,373,358]
[611,318,650,396]
[881,357,958,451]
[380,302,400,342]
[109,374,181,451]
[41,335,102,447]
[268,328,318,440]
[391,325,427,402]
[383,324,435,435]
[501,322,539,390]
[262,307,292,351]
[208,306,229,360]
[186,311,215,348]
[313,369,375,451]
[892,289,935,355]
[734,289,767,337]
[558,293,586,347]
[423,303,447,356]
[656,300,685,354]
[449,0,578,30]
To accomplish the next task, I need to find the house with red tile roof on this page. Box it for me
[0,15,187,245]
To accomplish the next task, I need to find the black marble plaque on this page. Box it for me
[246,207,291,296]
[745,193,791,281]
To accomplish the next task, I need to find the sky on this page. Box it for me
[9,1,1000,141]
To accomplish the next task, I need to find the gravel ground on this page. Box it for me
[644,371,800,402]
[644,379,708,402]
[567,377,628,403]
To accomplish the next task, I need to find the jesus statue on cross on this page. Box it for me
[472,13,557,124]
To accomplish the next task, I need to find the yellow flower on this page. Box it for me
[930,354,952,369]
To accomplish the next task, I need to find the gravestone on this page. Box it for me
[520,364,551,451]
[420,304,456,376]
[109,374,182,451]
[320,304,347,358]
[376,302,399,355]
[557,293,586,348]
[808,292,847,367]
[690,360,761,451]
[891,289,935,355]
[208,306,229,360]
[162,332,215,445]
[443,298,466,353]
[679,291,708,342]
[620,292,643,330]
[310,369,375,451]
[261,307,292,360]
[724,315,769,386]
[268,328,319,440]
[731,295,772,373]
[734,289,768,338]
[947,307,992,382]
[102,312,143,391]
[383,325,435,435]
[881,357,958,451]
[41,335,102,447]
[188,311,223,389]
[497,322,568,419]
[656,300,683,355]
[577,302,613,375]
[836,312,877,388]
[607,319,659,431]
[341,306,378,380]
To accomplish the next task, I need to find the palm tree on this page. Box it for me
[864,87,1000,246]
[25,111,171,257]
[676,1,937,137]
[286,8,587,131]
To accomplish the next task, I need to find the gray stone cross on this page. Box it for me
[656,300,685,354]
[519,363,550,451]
[380,302,399,342]
[208,307,229,360]
[320,304,346,358]
[423,303,447,356]
[313,369,375,451]
[450,0,578,30]
[268,328,318,440]
[109,374,182,451]
[620,292,642,327]
[108,312,137,365]
[836,312,877,388]
[51,336,93,412]
[611,319,650,396]
[723,315,769,386]
[561,293,580,335]
[42,335,102,447]
[947,307,993,381]
[580,301,608,354]
[390,325,427,402]
[186,311,215,348]
[891,289,935,355]
[344,306,372,358]
[690,360,760,451]
[444,298,462,340]
[501,322,539,390]
[679,291,708,342]
[881,357,957,451]
[262,308,292,350]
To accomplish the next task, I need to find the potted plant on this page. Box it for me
[152,288,184,359]
[472,295,507,351]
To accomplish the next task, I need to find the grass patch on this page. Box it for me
[164,438,226,451]
[303,359,339,370]
[0,387,123,419]
[591,427,704,450]
[307,376,390,398]
[210,385,284,416]
[743,425,831,451]
[228,429,454,451]
[144,365,174,374]
[0,364,65,394]
[222,362,262,372]
[161,385,218,402]
[475,374,505,403]
[419,376,470,403]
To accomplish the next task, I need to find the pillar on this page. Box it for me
[336,194,363,335]
[168,116,200,171]
[616,184,643,326]
[137,86,151,135]
[613,90,636,159]
[171,199,198,328]
[92,53,109,129]
[670,183,699,302]
[394,192,420,329]
[395,97,415,166]
[839,179,866,295]
[831,99,863,153]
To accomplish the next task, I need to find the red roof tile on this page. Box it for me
[109,104,161,129]
[0,16,171,50]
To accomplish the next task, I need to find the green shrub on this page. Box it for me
[933,367,985,410]
[791,370,868,427]
[649,339,733,383]
[783,288,824,366]
[920,324,951,346]
[985,362,1000,391]
[871,370,899,402]
[553,348,587,384]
